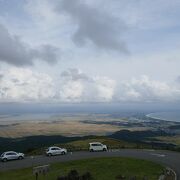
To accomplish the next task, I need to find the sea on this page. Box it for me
[146,111,180,122]
[0,103,180,122]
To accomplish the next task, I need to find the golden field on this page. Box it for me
[0,113,148,138]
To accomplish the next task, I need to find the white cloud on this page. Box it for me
[59,69,116,102]
[0,68,116,102]
[0,68,55,102]
[59,81,84,101]
[94,77,116,101]
[58,70,180,103]
[116,75,180,102]
[0,68,180,103]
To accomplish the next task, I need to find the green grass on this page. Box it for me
[0,157,164,180]
[63,137,136,150]
[27,137,150,155]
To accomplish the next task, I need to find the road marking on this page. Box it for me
[150,153,166,157]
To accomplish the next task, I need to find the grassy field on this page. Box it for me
[0,113,152,138]
[0,157,164,180]
[0,120,121,138]
[61,137,152,151]
[27,137,149,155]
[60,137,136,150]
[155,135,180,146]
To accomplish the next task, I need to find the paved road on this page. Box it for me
[0,149,180,179]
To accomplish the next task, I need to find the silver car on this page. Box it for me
[1,151,24,162]
[46,146,67,156]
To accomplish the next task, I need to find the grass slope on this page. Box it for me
[0,157,164,180]
[155,135,180,146]
[59,137,136,150]
[27,137,147,155]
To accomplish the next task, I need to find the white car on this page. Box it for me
[89,142,107,152]
[46,146,67,156]
[1,151,24,162]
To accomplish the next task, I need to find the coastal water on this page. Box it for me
[1,111,180,123]
[147,111,180,122]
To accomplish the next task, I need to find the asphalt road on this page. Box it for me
[0,149,180,179]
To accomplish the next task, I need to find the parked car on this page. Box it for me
[89,142,107,152]
[1,151,24,162]
[46,146,67,156]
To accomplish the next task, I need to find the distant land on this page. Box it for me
[0,108,180,154]
[0,111,180,138]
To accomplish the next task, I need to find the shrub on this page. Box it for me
[57,169,93,180]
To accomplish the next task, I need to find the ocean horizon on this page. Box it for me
[0,110,180,123]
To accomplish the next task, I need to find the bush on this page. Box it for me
[57,169,93,180]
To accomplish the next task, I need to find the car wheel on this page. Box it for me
[3,158,7,162]
[18,156,23,160]
[90,149,94,152]
[103,148,107,151]
[61,151,65,155]
[47,153,52,157]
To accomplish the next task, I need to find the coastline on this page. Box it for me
[146,112,180,123]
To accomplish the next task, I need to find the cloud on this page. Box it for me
[59,68,116,102]
[56,0,128,53]
[0,68,180,103]
[58,71,180,103]
[59,80,84,101]
[94,77,116,101]
[0,24,59,66]
[0,74,3,80]
[24,0,62,28]
[61,68,91,81]
[176,76,180,84]
[0,68,116,102]
[59,69,94,101]
[0,68,55,101]
[116,75,180,102]
[59,69,94,102]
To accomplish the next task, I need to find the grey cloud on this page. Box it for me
[11,78,19,83]
[61,68,92,81]
[11,78,28,86]
[35,45,59,65]
[176,76,180,83]
[0,24,59,66]
[0,74,3,80]
[57,0,128,53]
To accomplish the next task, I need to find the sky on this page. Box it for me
[0,0,180,105]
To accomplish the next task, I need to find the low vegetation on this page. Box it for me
[154,135,180,146]
[58,137,137,151]
[1,129,178,155]
[0,157,164,180]
[25,137,152,155]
